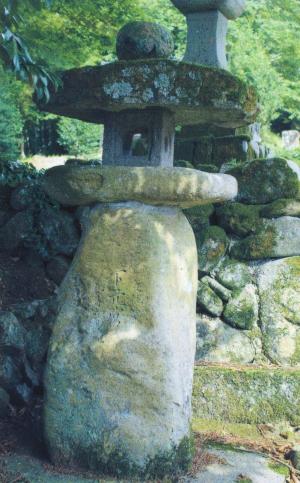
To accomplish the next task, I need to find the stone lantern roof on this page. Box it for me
[38,59,257,128]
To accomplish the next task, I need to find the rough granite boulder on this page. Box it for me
[223,284,258,330]
[0,353,23,395]
[0,211,33,253]
[196,225,229,272]
[0,312,25,353]
[193,365,300,425]
[197,281,224,317]
[228,158,299,204]
[10,183,36,211]
[216,202,261,237]
[257,257,300,366]
[37,208,80,257]
[215,259,253,290]
[44,202,197,477]
[231,217,300,260]
[260,199,300,218]
[196,315,261,364]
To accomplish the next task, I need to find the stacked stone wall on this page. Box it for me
[175,128,300,369]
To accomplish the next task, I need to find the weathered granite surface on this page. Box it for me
[44,202,197,477]
[257,257,300,366]
[231,216,300,260]
[43,165,238,208]
[37,60,258,127]
[196,315,261,363]
[193,364,300,425]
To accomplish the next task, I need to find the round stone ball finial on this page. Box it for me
[171,0,246,19]
[116,22,174,61]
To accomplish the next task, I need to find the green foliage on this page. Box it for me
[0,68,22,162]
[57,117,103,157]
[0,0,60,100]
[228,0,300,125]
[262,128,300,166]
[0,158,38,186]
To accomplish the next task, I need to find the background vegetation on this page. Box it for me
[0,0,299,163]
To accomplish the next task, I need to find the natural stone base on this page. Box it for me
[44,201,197,477]
[193,364,300,425]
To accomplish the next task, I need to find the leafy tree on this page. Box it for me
[0,68,22,162]
[0,0,60,100]
[228,0,300,125]
[57,117,103,158]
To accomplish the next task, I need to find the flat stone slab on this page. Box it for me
[37,60,258,128]
[43,165,238,208]
[0,448,285,482]
[185,448,286,483]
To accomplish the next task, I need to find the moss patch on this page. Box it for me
[196,225,229,272]
[216,202,261,237]
[268,461,289,477]
[230,223,277,260]
[192,365,300,425]
[228,158,299,204]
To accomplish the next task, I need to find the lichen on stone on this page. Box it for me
[196,225,229,272]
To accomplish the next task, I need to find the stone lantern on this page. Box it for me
[37,9,257,481]
[171,0,246,68]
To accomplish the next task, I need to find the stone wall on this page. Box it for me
[0,166,81,413]
[175,128,300,370]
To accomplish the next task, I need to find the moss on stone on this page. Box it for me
[192,418,263,441]
[215,259,253,290]
[230,224,277,260]
[79,434,195,479]
[223,285,258,330]
[197,280,224,317]
[195,163,220,173]
[192,365,300,425]
[196,225,229,272]
[260,198,300,218]
[258,257,300,365]
[38,59,258,128]
[184,204,214,235]
[268,461,290,477]
[174,159,194,169]
[216,202,261,237]
[228,158,299,204]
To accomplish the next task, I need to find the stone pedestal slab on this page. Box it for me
[44,202,197,477]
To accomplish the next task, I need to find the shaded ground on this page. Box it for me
[0,412,297,483]
[0,253,55,310]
